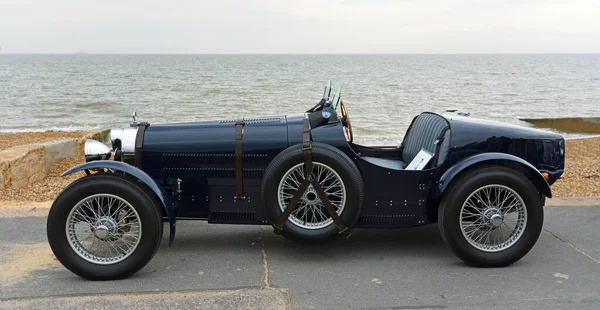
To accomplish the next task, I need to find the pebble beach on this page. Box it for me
[0,131,598,202]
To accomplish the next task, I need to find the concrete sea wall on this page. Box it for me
[0,133,99,189]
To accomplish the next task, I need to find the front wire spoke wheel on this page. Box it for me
[66,194,142,265]
[459,185,528,252]
[278,162,346,230]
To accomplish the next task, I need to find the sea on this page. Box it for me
[1,54,598,144]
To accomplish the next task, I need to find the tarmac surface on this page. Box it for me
[1,203,599,309]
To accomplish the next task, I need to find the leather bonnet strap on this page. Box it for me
[235,119,245,200]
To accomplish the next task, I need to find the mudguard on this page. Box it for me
[436,152,552,199]
[62,160,176,244]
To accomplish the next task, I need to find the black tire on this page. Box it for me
[262,142,363,242]
[438,166,544,267]
[47,174,163,280]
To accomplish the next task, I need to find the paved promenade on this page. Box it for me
[1,202,599,309]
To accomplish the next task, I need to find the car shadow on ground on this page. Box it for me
[158,223,455,263]
[264,224,455,262]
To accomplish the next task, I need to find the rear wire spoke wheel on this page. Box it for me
[459,185,527,252]
[438,166,544,267]
[278,162,346,230]
[262,142,364,242]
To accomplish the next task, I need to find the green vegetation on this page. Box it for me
[97,129,111,143]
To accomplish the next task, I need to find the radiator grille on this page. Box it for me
[218,119,237,124]
[244,117,284,125]
[217,117,284,125]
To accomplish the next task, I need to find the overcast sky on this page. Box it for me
[1,0,599,54]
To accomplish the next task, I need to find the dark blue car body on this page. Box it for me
[64,109,565,244]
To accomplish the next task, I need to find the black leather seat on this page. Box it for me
[401,113,450,167]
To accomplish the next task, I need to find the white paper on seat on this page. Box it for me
[405,149,433,170]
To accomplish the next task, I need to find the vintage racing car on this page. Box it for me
[47,82,565,280]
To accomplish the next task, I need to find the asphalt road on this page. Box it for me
[1,205,599,309]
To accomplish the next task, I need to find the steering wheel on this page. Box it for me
[339,100,353,143]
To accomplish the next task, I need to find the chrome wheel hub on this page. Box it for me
[92,217,118,239]
[93,225,109,239]
[66,194,142,265]
[489,213,503,228]
[459,185,528,252]
[482,208,503,228]
[278,162,346,230]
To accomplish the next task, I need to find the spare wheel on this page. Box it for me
[261,142,364,242]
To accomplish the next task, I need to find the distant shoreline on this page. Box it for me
[2,53,600,56]
[520,117,600,135]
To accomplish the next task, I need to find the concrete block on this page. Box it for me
[41,139,77,173]
[6,145,45,189]
[0,131,103,189]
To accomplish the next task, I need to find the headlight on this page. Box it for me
[84,140,111,162]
